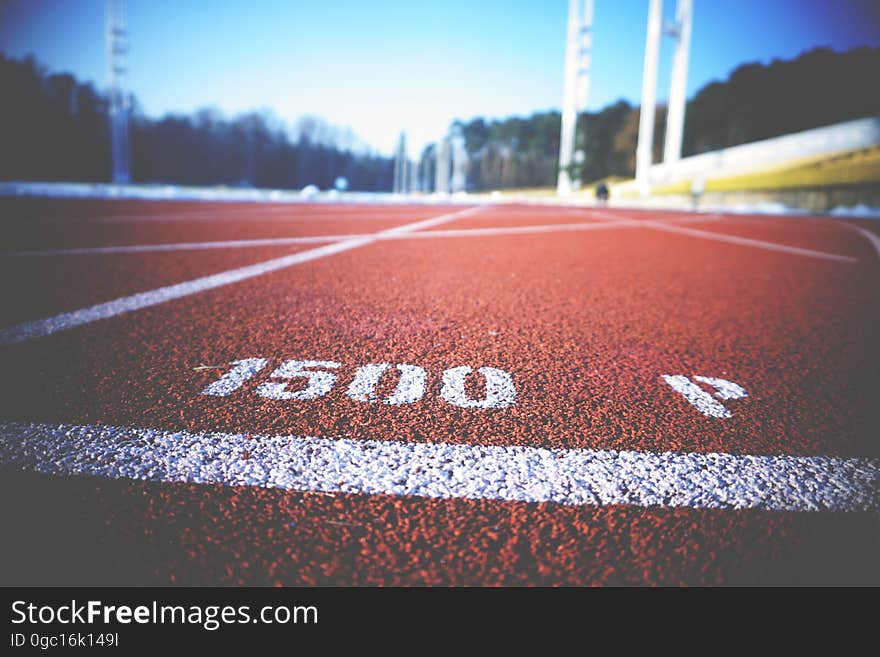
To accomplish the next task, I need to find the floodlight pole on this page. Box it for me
[107,0,131,184]
[663,0,693,165]
[557,0,593,196]
[635,0,662,196]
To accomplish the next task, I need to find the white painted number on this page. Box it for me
[346,363,428,405]
[256,360,341,401]
[201,358,515,409]
[440,366,517,409]
[662,374,747,418]
[200,358,268,397]
[202,361,744,418]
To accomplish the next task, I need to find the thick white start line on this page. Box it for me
[0,420,876,512]
[0,206,484,346]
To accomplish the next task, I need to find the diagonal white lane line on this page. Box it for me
[667,212,880,261]
[0,420,876,512]
[837,222,880,259]
[586,209,858,263]
[0,206,484,346]
[646,221,858,263]
[397,220,641,239]
[686,213,880,261]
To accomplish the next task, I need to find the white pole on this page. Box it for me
[557,0,593,196]
[435,138,450,194]
[450,127,467,193]
[107,0,131,184]
[635,0,662,196]
[393,132,407,194]
[409,158,418,194]
[663,0,693,165]
[575,0,593,116]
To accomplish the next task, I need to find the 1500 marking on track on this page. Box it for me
[201,358,517,408]
[199,358,748,417]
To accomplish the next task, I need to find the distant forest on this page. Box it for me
[0,53,394,191]
[1,47,878,191]
[443,46,880,190]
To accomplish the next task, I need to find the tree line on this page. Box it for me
[1,46,877,191]
[436,46,880,190]
[0,53,393,190]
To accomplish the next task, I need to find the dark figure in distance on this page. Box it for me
[595,182,609,204]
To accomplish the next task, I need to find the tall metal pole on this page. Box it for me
[106,0,130,184]
[435,138,450,194]
[663,0,693,165]
[635,0,662,196]
[557,0,593,196]
[393,132,407,194]
[419,147,431,193]
[409,158,419,194]
[450,126,467,193]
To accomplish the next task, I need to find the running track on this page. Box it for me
[0,197,878,585]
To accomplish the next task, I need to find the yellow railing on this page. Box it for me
[642,145,880,196]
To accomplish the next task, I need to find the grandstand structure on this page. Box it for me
[554,0,879,211]
[635,0,693,195]
[608,116,880,211]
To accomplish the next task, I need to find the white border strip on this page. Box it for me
[0,420,876,512]
[0,206,482,345]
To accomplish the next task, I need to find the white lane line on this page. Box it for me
[0,206,483,346]
[0,420,876,512]
[0,235,348,256]
[647,222,858,263]
[93,207,456,223]
[400,220,639,239]
[638,213,724,225]
[651,212,880,261]
[587,209,857,263]
[837,222,880,259]
[20,205,301,224]
[380,207,483,234]
[1,220,641,257]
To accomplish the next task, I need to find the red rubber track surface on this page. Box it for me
[0,199,457,249]
[1,199,878,586]
[419,204,609,230]
[3,472,876,586]
[0,246,316,326]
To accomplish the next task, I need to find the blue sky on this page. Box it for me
[1,0,878,155]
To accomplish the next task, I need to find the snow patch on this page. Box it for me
[829,204,880,219]
[705,201,800,216]
[0,181,475,206]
